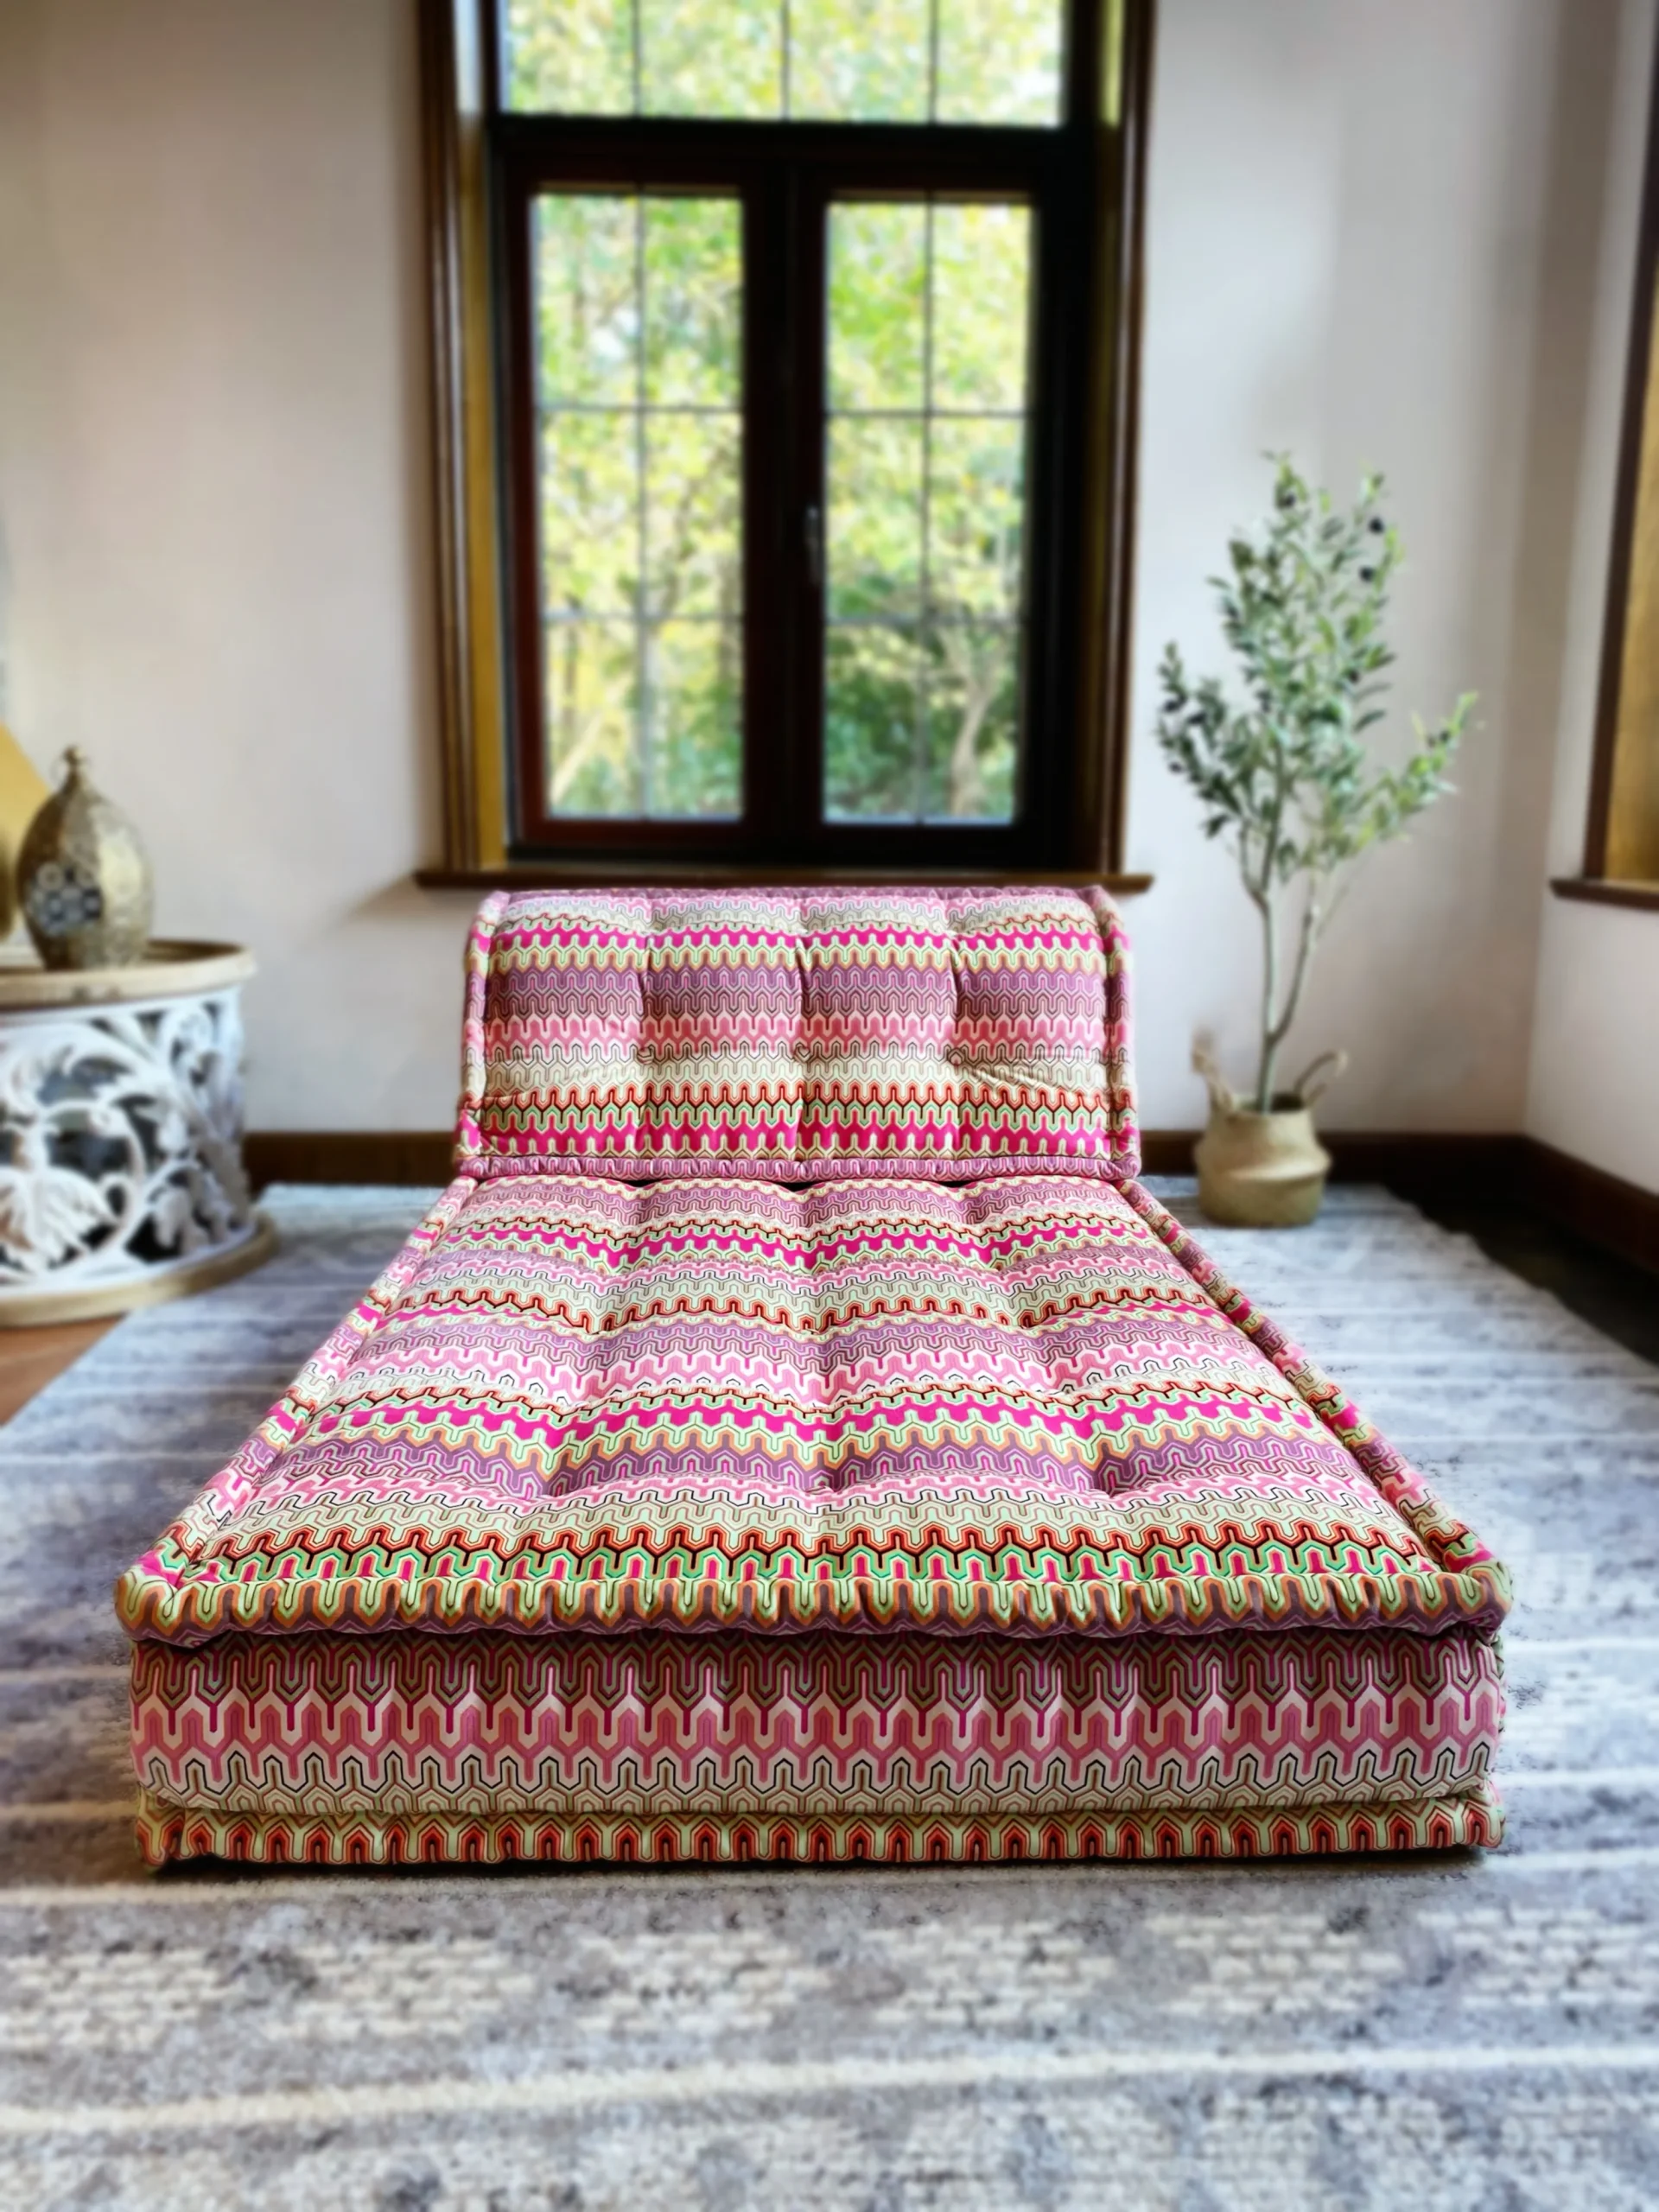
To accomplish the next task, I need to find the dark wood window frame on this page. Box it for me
[416,0,1155,891]
[1554,15,1659,915]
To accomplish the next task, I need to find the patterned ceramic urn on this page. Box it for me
[17,748,154,969]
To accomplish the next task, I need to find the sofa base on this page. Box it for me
[130,1624,1503,1876]
[136,1783,1503,1868]
[135,1788,1503,1867]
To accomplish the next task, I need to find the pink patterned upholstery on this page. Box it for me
[119,887,1508,1866]
[133,1629,1503,1867]
[456,886,1138,1179]
[118,1173,1503,1644]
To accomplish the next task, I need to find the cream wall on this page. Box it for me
[0,0,465,1129]
[1130,0,1607,1135]
[1523,0,1659,1195]
[0,0,1643,1147]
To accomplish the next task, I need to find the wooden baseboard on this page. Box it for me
[1521,1135,1659,1274]
[1146,1128,1655,1269]
[242,1128,1658,1274]
[244,1131,454,1189]
[1141,1128,1531,1204]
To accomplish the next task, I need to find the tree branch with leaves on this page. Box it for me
[1157,459,1474,1113]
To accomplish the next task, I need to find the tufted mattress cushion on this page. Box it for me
[454,885,1138,1181]
[117,1173,1507,1648]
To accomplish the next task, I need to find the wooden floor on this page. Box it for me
[1414,1193,1659,1367]
[0,1318,114,1425]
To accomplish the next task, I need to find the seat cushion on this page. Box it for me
[117,1173,1507,1646]
[456,886,1138,1181]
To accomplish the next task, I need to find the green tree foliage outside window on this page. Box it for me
[536,194,743,820]
[824,200,1031,823]
[502,0,1063,127]
[534,189,1035,827]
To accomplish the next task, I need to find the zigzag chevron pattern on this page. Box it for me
[454,887,1139,1179]
[131,1629,1501,1818]
[120,886,1510,1866]
[114,1175,1507,1643]
[134,1791,1503,1870]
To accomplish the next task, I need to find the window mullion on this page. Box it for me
[788,164,830,855]
[632,197,650,817]
[737,162,794,849]
[916,197,935,822]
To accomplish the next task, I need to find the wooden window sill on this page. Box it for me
[415,865,1155,893]
[1550,875,1659,912]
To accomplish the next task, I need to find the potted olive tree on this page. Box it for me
[1157,460,1472,1226]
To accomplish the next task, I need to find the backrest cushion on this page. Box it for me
[455,886,1138,1181]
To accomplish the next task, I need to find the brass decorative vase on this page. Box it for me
[17,749,153,970]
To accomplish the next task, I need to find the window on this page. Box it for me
[528,192,745,827]
[1561,23,1659,912]
[420,0,1150,881]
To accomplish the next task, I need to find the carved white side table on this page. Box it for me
[0,942,273,1324]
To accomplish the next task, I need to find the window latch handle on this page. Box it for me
[804,504,823,589]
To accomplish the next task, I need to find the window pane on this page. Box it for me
[646,620,743,816]
[535,197,639,407]
[828,204,926,412]
[639,0,781,117]
[931,205,1031,412]
[504,0,633,116]
[788,0,928,120]
[928,417,1025,620]
[824,198,1032,823]
[1605,268,1659,880]
[545,620,639,814]
[504,0,1065,122]
[534,194,743,821]
[935,0,1064,125]
[645,413,741,619]
[642,200,742,407]
[540,414,637,618]
[827,418,924,620]
[925,620,1020,818]
[824,625,925,821]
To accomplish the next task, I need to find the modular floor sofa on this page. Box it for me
[118,887,1507,1866]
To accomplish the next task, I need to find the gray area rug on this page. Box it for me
[1,1181,1656,2209]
